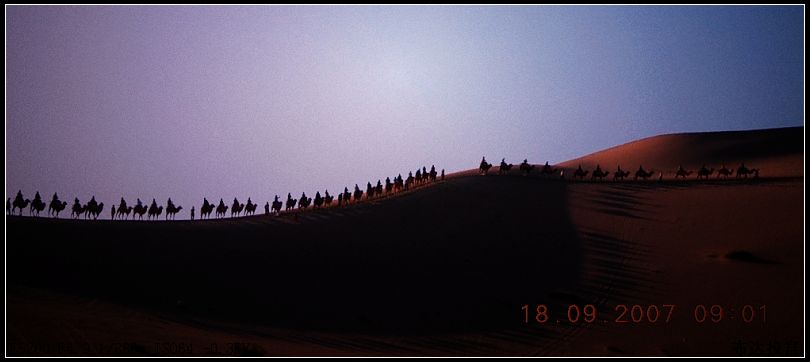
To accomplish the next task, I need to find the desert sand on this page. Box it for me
[6,126,804,356]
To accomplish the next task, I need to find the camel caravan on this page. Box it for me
[7,159,763,220]
[478,158,761,183]
[8,164,447,220]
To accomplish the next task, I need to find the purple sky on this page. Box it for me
[6,6,804,217]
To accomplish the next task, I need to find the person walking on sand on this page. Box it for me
[111,204,116,220]
[190,206,195,220]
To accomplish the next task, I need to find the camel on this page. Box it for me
[697,165,715,179]
[324,190,334,206]
[201,198,215,219]
[271,195,283,215]
[29,192,46,216]
[285,193,297,211]
[479,157,493,175]
[244,198,257,216]
[86,201,104,220]
[573,165,589,180]
[717,164,734,178]
[366,182,374,199]
[634,166,654,180]
[499,159,514,175]
[314,192,324,208]
[12,190,31,216]
[736,163,755,178]
[540,162,558,177]
[216,199,229,218]
[675,165,693,179]
[48,194,68,218]
[591,165,610,181]
[299,192,311,209]
[117,206,133,220]
[71,198,85,219]
[133,203,148,220]
[519,159,535,176]
[613,166,630,181]
[341,187,351,206]
[165,200,183,220]
[353,185,363,202]
[429,165,438,182]
[147,199,163,220]
[231,198,245,217]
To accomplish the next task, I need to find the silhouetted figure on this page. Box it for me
[216,198,228,218]
[244,198,257,216]
[71,198,84,219]
[201,198,214,219]
[717,164,734,178]
[84,196,103,220]
[479,157,493,175]
[499,158,513,175]
[111,205,116,220]
[191,206,196,220]
[353,184,363,202]
[540,161,557,177]
[165,198,183,220]
[613,165,630,181]
[299,192,311,209]
[231,197,244,217]
[133,200,148,220]
[519,159,535,176]
[573,165,589,180]
[314,191,323,208]
[591,164,610,181]
[12,190,31,216]
[429,165,437,182]
[324,190,334,205]
[342,187,351,205]
[48,193,67,218]
[366,182,374,199]
[29,191,46,216]
[285,193,297,211]
[634,165,654,180]
[148,199,163,220]
[736,163,755,178]
[271,195,282,215]
[264,201,270,215]
[441,169,445,181]
[697,164,715,179]
[675,165,693,179]
[6,197,11,215]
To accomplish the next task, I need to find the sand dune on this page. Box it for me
[6,126,804,356]
[558,126,803,178]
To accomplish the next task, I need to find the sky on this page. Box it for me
[6,5,804,217]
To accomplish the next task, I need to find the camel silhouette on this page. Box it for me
[634,166,654,180]
[12,190,31,216]
[697,165,715,179]
[165,198,183,220]
[324,190,334,206]
[479,157,493,175]
[147,199,163,220]
[231,198,245,217]
[133,200,148,220]
[71,198,85,219]
[201,198,215,219]
[591,165,610,181]
[299,192,312,209]
[675,165,693,179]
[613,166,630,181]
[244,198,257,216]
[314,192,324,208]
[429,165,438,182]
[215,199,228,218]
[29,191,46,216]
[117,205,133,220]
[519,159,535,176]
[540,161,558,177]
[264,201,270,215]
[353,184,364,202]
[285,193,297,211]
[271,195,283,215]
[573,165,589,180]
[48,193,68,218]
[736,163,756,178]
[83,196,102,220]
[717,164,734,178]
[499,158,513,175]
